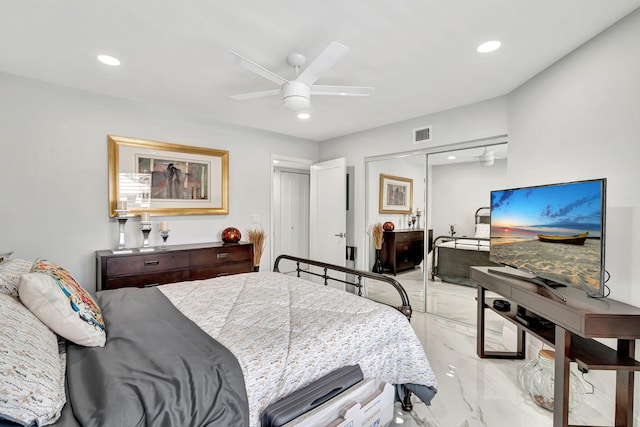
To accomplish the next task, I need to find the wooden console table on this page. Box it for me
[471,266,640,427]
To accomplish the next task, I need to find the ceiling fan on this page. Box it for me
[478,147,495,166]
[474,146,507,166]
[227,42,374,115]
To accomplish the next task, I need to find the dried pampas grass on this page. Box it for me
[372,223,384,249]
[246,227,267,267]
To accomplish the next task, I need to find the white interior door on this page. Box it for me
[273,170,310,260]
[310,158,346,267]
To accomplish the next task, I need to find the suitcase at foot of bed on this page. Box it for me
[283,380,395,427]
[262,365,364,427]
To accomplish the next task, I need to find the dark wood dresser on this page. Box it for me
[380,230,424,275]
[96,242,254,291]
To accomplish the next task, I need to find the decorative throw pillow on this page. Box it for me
[19,258,106,347]
[0,293,66,426]
[0,258,33,299]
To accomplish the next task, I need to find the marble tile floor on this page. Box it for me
[359,261,620,425]
[387,311,617,426]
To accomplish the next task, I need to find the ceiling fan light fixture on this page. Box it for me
[283,96,310,111]
[282,81,311,111]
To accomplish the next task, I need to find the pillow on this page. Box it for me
[0,251,13,263]
[0,258,33,299]
[0,293,66,426]
[19,258,106,347]
[474,223,490,239]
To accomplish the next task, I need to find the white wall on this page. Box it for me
[430,159,507,238]
[508,8,640,305]
[0,73,319,291]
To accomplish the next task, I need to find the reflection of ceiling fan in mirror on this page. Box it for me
[471,146,508,166]
[478,147,495,166]
[227,42,374,117]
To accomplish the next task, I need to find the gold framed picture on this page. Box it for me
[108,135,229,217]
[379,173,413,214]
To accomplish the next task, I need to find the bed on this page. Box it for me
[430,207,499,287]
[0,255,437,427]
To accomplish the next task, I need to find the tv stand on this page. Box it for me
[487,267,567,303]
[472,266,640,427]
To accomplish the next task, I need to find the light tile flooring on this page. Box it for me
[364,265,617,426]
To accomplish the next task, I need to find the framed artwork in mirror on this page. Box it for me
[108,135,229,217]
[379,173,413,214]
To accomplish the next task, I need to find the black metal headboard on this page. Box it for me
[475,207,491,224]
[273,254,412,320]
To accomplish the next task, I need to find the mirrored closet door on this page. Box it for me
[364,142,508,323]
[425,144,507,325]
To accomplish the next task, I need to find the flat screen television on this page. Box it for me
[489,178,607,298]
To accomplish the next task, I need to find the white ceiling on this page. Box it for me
[1,1,639,142]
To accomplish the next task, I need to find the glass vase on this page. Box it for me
[519,349,586,412]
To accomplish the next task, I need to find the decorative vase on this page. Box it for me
[221,227,241,243]
[253,265,260,272]
[518,349,585,412]
[383,221,395,231]
[372,248,384,273]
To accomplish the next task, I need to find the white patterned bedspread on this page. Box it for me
[159,272,437,427]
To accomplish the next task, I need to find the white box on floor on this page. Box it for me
[331,382,394,427]
[283,380,394,427]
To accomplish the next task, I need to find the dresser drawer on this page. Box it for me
[106,252,190,276]
[395,242,413,252]
[105,270,191,289]
[396,231,423,242]
[190,245,253,267]
[190,262,252,280]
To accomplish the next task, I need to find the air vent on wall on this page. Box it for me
[413,126,432,144]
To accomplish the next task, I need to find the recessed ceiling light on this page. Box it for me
[97,55,121,66]
[448,155,456,160]
[476,40,501,53]
[297,112,311,120]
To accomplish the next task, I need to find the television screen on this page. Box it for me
[490,178,606,297]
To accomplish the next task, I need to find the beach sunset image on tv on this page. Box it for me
[490,179,605,295]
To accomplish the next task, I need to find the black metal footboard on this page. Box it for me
[273,254,412,320]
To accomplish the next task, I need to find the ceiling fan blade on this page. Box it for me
[230,89,281,101]
[311,85,374,96]
[226,50,289,86]
[296,42,350,86]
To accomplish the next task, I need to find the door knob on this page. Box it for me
[334,232,346,238]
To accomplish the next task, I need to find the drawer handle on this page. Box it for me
[144,260,160,266]
[217,253,229,259]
